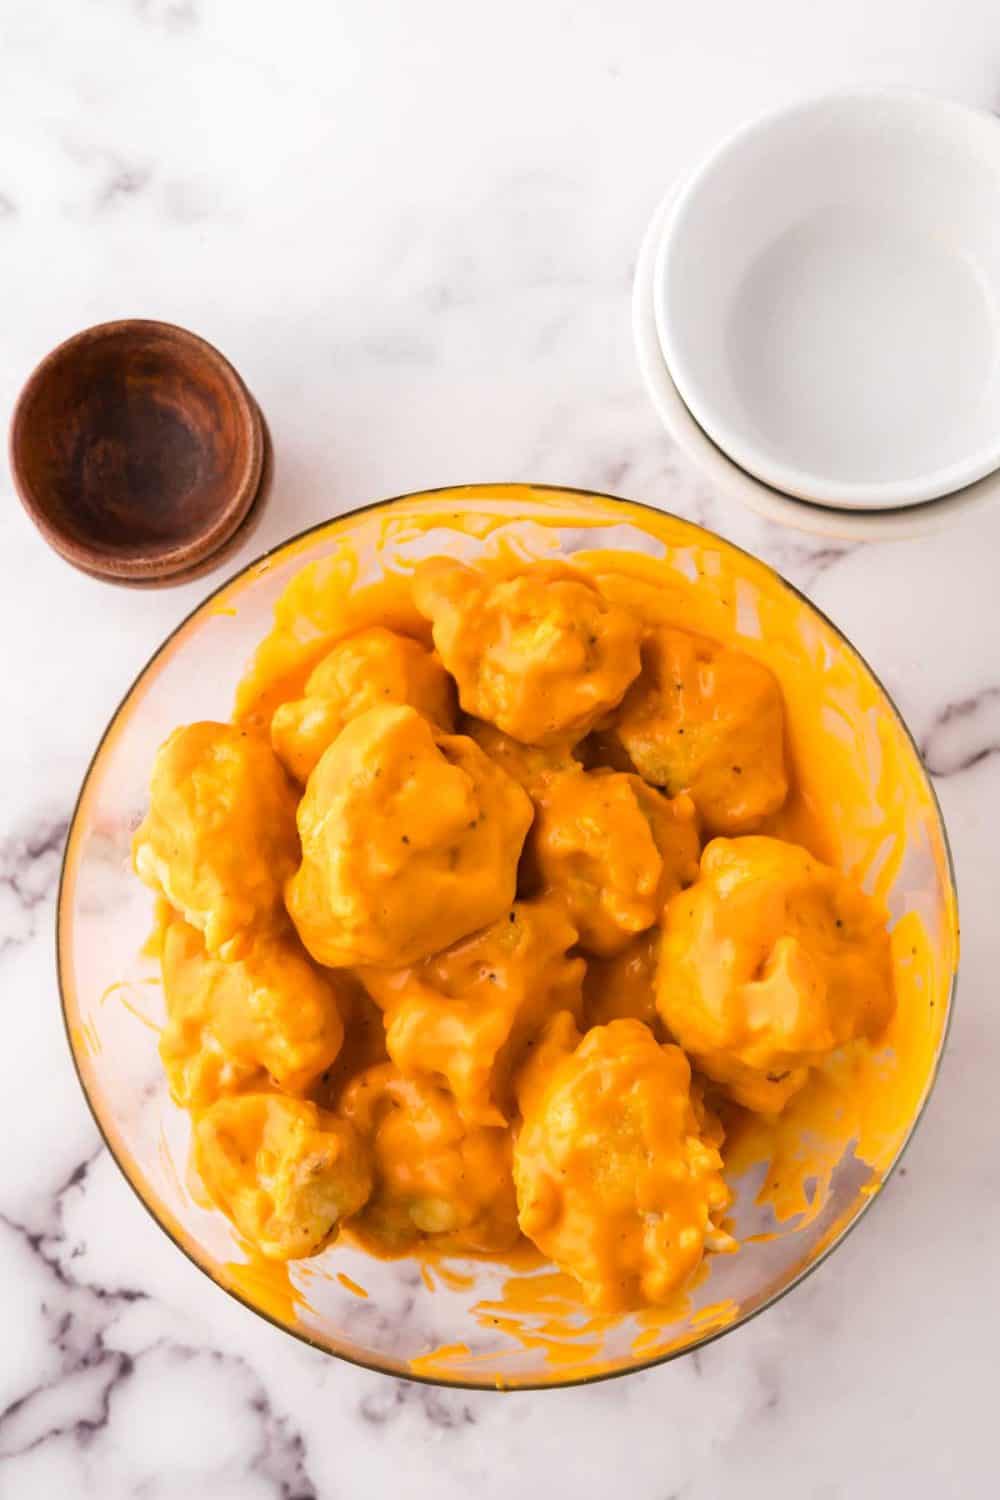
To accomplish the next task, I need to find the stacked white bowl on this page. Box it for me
[634,91,1000,539]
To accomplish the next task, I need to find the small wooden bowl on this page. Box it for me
[9,319,267,586]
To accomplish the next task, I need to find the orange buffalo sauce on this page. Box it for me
[513,1018,734,1313]
[114,489,954,1385]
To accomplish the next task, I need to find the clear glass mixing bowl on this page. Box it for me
[58,484,957,1390]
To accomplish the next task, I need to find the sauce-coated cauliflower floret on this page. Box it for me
[657,837,896,1113]
[270,627,456,783]
[529,768,700,956]
[194,1094,372,1261]
[338,1064,519,1255]
[413,560,642,746]
[513,1019,732,1311]
[513,1010,584,1121]
[612,628,787,835]
[133,722,299,961]
[159,917,346,1108]
[286,704,533,968]
[361,898,585,1127]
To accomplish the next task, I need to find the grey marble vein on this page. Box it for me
[60,140,153,216]
[920,687,1000,776]
[0,813,70,956]
[359,1379,477,1430]
[762,538,855,592]
[0,1148,144,1462]
[0,1148,321,1498]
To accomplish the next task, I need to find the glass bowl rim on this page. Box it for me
[55,481,959,1392]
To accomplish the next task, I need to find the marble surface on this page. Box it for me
[1,1,998,1495]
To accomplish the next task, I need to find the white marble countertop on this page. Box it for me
[1,2,998,1495]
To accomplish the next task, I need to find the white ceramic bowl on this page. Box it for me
[634,179,1000,541]
[654,91,1000,511]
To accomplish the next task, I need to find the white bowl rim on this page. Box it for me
[653,88,1000,511]
[634,174,1000,541]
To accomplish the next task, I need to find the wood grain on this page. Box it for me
[9,319,266,585]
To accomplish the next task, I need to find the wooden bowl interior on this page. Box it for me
[13,325,254,566]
